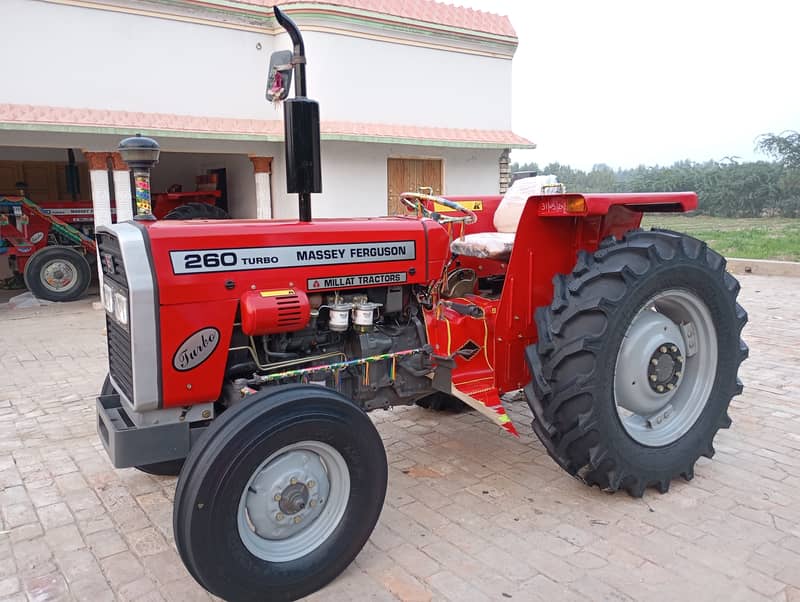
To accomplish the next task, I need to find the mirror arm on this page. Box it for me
[273,6,307,97]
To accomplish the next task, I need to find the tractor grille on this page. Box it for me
[96,232,127,287]
[107,318,134,402]
[98,231,134,402]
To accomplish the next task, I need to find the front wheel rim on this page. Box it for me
[613,289,718,447]
[237,440,350,562]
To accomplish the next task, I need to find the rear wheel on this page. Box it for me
[101,375,184,476]
[23,246,91,302]
[173,385,387,601]
[163,202,229,220]
[525,229,748,497]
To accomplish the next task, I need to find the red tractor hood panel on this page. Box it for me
[144,217,449,305]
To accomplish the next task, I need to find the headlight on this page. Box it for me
[102,283,114,314]
[113,291,129,325]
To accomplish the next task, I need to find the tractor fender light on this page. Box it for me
[566,197,587,213]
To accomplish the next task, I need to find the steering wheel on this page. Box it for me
[400,192,477,225]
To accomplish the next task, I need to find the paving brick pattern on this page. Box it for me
[0,274,798,601]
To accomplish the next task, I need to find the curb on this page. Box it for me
[726,258,800,278]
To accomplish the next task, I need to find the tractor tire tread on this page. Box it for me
[524,228,747,497]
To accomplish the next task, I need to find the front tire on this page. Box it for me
[525,230,748,497]
[23,246,91,302]
[173,385,387,601]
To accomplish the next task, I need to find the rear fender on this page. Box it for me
[492,191,697,393]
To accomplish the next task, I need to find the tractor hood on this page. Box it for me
[139,217,450,306]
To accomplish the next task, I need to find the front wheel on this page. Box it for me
[525,229,748,497]
[173,385,387,601]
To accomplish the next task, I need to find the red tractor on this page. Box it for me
[96,9,747,601]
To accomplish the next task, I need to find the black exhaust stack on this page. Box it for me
[273,6,321,222]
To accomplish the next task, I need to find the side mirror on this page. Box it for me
[266,50,293,102]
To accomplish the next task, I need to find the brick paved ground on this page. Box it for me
[0,274,799,602]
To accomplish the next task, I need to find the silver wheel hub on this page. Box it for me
[245,449,330,540]
[614,289,717,447]
[237,441,349,562]
[41,260,76,292]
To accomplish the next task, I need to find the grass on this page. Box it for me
[640,215,800,262]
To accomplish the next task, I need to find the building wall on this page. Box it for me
[151,153,258,219]
[0,0,274,120]
[0,147,86,162]
[271,141,501,218]
[0,1,512,130]
[303,32,512,130]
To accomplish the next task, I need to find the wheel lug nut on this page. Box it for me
[276,513,284,521]
[650,375,657,382]
[293,516,302,524]
[651,359,658,366]
[307,480,315,489]
[274,494,281,501]
[660,346,667,353]
[290,478,297,485]
[675,371,682,378]
[671,345,678,352]
[667,383,675,390]
[657,385,665,392]
[310,500,317,508]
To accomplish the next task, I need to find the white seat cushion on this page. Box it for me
[450,232,515,261]
[450,175,559,260]
[493,175,559,233]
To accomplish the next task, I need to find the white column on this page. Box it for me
[84,152,112,227]
[111,153,134,222]
[250,156,273,219]
[83,151,111,295]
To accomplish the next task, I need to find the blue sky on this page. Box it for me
[456,0,799,169]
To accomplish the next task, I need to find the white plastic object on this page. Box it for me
[327,304,351,332]
[353,302,382,329]
[493,175,559,233]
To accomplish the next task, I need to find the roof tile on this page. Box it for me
[0,103,533,148]
[266,0,516,37]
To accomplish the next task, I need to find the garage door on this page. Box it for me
[387,158,443,216]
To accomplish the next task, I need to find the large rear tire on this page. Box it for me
[173,385,387,601]
[101,375,184,477]
[23,246,91,302]
[163,202,229,220]
[525,229,748,497]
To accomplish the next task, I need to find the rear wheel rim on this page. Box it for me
[613,288,718,447]
[237,440,350,562]
[40,259,77,293]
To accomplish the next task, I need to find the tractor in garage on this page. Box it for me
[95,7,747,601]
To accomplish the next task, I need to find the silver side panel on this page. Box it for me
[98,223,160,412]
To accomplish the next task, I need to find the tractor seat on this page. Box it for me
[450,175,558,261]
[450,232,515,262]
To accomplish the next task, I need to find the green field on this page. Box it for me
[640,215,800,262]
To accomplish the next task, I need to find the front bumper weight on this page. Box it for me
[97,392,200,469]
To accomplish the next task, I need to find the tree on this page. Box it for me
[757,131,800,169]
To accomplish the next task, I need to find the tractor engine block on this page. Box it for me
[224,284,432,411]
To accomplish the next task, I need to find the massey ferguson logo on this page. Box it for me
[173,328,220,371]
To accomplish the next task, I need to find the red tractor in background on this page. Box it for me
[0,191,226,302]
[96,8,747,601]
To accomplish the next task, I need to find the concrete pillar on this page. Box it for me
[250,156,273,219]
[83,151,111,295]
[83,152,112,227]
[110,152,134,222]
[499,148,511,194]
